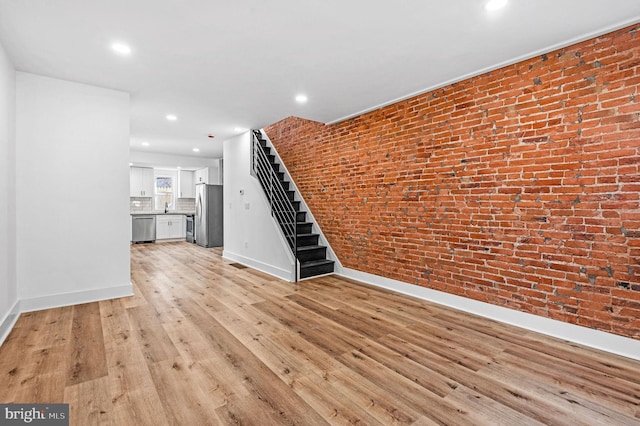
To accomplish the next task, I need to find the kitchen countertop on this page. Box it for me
[131,211,195,216]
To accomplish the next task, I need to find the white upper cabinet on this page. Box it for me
[194,167,209,184]
[130,167,154,197]
[179,170,195,198]
[195,161,223,185]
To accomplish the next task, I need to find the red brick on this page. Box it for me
[265,23,640,341]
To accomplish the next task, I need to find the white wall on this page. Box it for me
[16,73,132,309]
[222,132,294,281]
[0,40,17,342]
[130,150,220,170]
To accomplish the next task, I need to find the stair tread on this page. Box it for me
[284,233,318,238]
[296,244,326,252]
[300,259,335,267]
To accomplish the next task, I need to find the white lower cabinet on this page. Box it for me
[156,215,185,240]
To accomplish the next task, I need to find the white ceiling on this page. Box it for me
[1,1,640,160]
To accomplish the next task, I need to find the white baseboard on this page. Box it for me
[0,300,20,347]
[223,250,293,282]
[20,284,133,313]
[339,268,640,361]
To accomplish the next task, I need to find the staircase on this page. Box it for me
[251,130,334,281]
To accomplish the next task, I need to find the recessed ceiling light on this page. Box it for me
[295,94,308,104]
[141,142,149,146]
[129,162,133,166]
[193,148,200,152]
[166,114,177,121]
[111,43,132,55]
[485,0,507,11]
[234,127,247,132]
[177,166,181,169]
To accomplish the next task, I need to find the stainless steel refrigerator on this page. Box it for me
[195,184,223,247]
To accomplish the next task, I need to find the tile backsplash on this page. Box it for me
[130,197,152,212]
[177,198,196,212]
[130,197,195,213]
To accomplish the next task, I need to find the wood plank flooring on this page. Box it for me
[1,241,639,425]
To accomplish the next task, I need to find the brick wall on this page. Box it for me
[265,24,640,340]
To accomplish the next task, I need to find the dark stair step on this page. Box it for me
[296,233,319,247]
[300,259,335,279]
[296,211,307,222]
[280,180,290,190]
[297,245,327,262]
[271,162,280,172]
[286,190,295,201]
[272,203,300,217]
[296,222,313,234]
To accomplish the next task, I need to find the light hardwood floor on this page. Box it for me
[1,241,639,425]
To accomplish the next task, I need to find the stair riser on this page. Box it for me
[297,247,327,262]
[296,235,319,247]
[300,262,335,279]
[297,223,312,234]
[296,212,306,222]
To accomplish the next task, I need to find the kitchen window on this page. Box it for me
[154,170,177,211]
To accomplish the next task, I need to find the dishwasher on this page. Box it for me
[132,215,156,243]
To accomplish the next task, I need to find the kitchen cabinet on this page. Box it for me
[194,167,209,184]
[179,170,195,198]
[194,162,223,185]
[156,215,185,240]
[130,167,154,197]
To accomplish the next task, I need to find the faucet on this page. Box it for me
[164,202,169,213]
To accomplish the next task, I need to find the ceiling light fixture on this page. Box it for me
[111,42,132,55]
[141,142,149,146]
[485,0,507,11]
[193,148,200,152]
[166,114,177,121]
[234,127,247,132]
[295,94,308,104]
